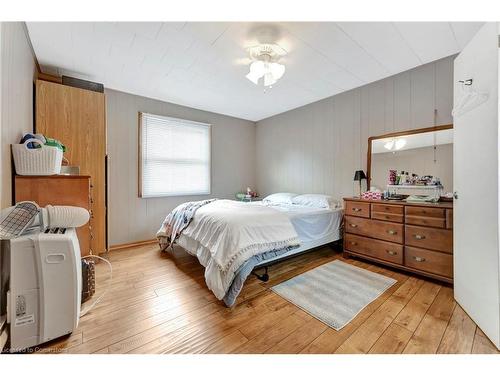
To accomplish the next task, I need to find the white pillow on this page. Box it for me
[291,194,339,209]
[263,192,298,205]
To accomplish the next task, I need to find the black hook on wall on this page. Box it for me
[458,79,473,86]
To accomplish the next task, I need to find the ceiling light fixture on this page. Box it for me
[245,44,287,88]
[384,140,395,150]
[384,138,407,151]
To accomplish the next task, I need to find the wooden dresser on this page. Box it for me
[343,197,453,283]
[14,175,92,257]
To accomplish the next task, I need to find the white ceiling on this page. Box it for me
[26,22,483,121]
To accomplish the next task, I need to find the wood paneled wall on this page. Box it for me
[105,89,256,246]
[0,22,36,208]
[256,55,455,200]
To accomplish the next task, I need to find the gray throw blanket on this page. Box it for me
[156,199,216,250]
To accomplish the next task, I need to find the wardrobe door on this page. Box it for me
[36,79,107,255]
[453,23,500,349]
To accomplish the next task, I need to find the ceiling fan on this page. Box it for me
[245,43,287,87]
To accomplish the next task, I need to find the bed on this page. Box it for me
[158,194,343,306]
[252,201,343,267]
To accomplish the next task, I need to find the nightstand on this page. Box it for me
[238,197,261,203]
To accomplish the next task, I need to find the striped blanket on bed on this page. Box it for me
[156,199,216,250]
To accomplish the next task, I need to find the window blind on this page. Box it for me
[140,113,211,197]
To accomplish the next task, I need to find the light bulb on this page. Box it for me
[384,140,394,150]
[269,63,285,80]
[246,61,266,85]
[249,60,265,75]
[246,71,261,85]
[395,138,407,150]
[246,57,285,86]
[263,72,277,87]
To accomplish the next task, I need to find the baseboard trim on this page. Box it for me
[109,239,157,251]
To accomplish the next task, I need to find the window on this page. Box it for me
[139,112,211,197]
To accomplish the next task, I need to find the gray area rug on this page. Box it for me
[271,260,397,330]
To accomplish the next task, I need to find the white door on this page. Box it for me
[453,22,500,349]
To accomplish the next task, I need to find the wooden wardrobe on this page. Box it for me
[35,79,107,255]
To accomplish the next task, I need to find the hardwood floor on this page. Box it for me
[37,243,500,354]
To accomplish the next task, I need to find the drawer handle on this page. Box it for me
[352,208,362,212]
[386,250,398,256]
[349,241,357,246]
[413,256,426,262]
[349,224,358,228]
[387,230,397,235]
[385,215,391,220]
[414,234,426,240]
[385,206,390,210]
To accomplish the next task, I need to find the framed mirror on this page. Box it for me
[367,124,453,198]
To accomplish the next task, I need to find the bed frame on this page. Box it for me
[250,239,343,282]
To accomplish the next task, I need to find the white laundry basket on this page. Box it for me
[12,138,63,175]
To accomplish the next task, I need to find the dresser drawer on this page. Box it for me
[405,215,446,228]
[372,203,404,215]
[345,234,403,264]
[345,201,370,218]
[371,211,404,223]
[405,225,453,253]
[446,209,453,229]
[405,206,445,218]
[345,216,403,244]
[405,246,453,279]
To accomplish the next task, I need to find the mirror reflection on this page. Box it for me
[370,128,453,200]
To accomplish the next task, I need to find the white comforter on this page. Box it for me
[179,199,300,299]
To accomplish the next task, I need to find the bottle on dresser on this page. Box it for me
[397,171,404,185]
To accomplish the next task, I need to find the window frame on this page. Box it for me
[138,111,212,198]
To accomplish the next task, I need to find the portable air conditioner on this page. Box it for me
[5,227,82,352]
